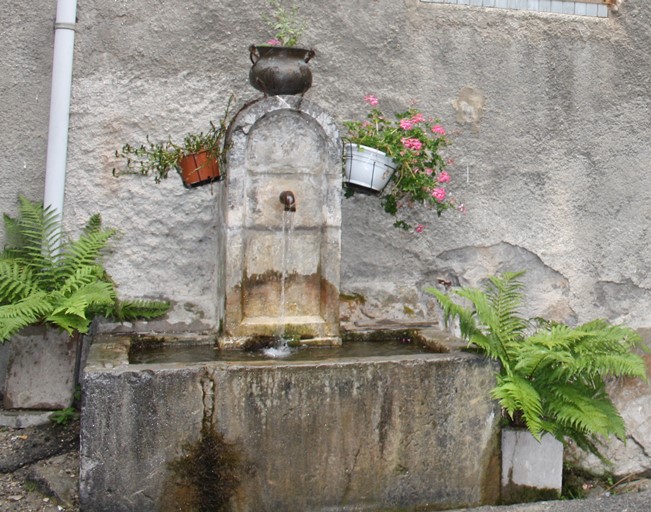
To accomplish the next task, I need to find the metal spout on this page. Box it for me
[279,191,296,212]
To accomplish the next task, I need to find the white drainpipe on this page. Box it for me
[43,0,78,218]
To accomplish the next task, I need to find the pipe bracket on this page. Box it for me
[54,22,77,31]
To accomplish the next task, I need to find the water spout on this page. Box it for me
[279,191,296,212]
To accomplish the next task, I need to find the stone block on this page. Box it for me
[501,428,563,503]
[3,327,79,410]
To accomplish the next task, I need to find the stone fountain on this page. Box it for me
[221,96,342,347]
[80,97,501,511]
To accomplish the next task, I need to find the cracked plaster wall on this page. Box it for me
[1,0,650,331]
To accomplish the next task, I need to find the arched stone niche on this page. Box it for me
[222,96,342,346]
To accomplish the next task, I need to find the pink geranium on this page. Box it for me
[344,95,459,230]
[399,118,415,130]
[432,125,446,136]
[266,38,282,46]
[431,187,447,202]
[401,137,423,151]
[437,171,451,183]
[364,94,379,107]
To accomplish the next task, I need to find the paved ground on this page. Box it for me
[452,489,651,511]
[0,418,79,511]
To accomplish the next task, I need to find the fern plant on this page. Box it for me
[426,271,648,459]
[0,196,169,342]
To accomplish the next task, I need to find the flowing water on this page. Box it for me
[263,209,295,358]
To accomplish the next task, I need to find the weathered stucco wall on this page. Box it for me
[1,0,650,331]
[0,0,53,219]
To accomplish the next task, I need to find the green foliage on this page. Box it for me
[0,197,116,341]
[50,407,78,426]
[113,96,234,184]
[0,196,170,342]
[261,0,306,47]
[344,96,461,230]
[426,271,648,459]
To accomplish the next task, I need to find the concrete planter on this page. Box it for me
[501,427,563,504]
[2,326,80,410]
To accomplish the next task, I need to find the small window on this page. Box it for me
[420,0,614,18]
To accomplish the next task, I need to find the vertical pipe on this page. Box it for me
[43,0,78,219]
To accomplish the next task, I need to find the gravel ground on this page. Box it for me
[0,420,79,512]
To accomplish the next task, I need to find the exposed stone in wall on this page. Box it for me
[434,242,575,321]
[566,332,651,478]
[452,86,485,131]
[594,280,651,325]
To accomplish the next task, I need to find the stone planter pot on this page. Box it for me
[343,143,397,192]
[3,326,80,410]
[501,427,563,504]
[178,151,222,188]
[249,45,315,96]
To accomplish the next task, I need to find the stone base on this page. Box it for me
[3,327,79,410]
[501,428,563,504]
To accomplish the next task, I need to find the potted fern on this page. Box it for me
[0,196,170,410]
[426,272,647,503]
[113,97,233,187]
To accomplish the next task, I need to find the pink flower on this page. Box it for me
[266,38,282,46]
[458,203,467,213]
[431,187,447,202]
[364,94,379,107]
[399,118,415,130]
[432,125,446,136]
[437,171,451,183]
[424,168,434,176]
[415,224,425,233]
[401,137,423,151]
[411,113,425,124]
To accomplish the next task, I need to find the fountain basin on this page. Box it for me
[80,334,501,511]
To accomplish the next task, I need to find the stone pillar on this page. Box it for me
[222,96,342,346]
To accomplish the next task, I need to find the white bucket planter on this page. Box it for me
[343,143,397,192]
[501,427,564,504]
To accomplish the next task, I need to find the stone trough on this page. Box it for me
[80,334,501,511]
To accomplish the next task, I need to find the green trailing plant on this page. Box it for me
[261,0,306,47]
[113,96,234,184]
[0,196,170,342]
[426,271,648,459]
